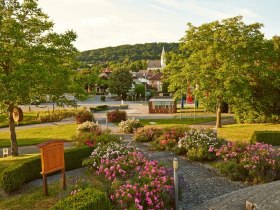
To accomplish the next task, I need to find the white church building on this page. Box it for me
[147,47,166,70]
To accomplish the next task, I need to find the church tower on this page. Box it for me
[161,46,166,68]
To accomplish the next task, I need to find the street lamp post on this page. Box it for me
[180,83,182,121]
[173,158,179,210]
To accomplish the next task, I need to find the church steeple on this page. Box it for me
[161,46,166,68]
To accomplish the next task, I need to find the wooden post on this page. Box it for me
[61,168,66,190]
[42,173,48,196]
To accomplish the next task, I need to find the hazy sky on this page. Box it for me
[38,0,280,51]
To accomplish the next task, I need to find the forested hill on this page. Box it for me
[77,42,179,64]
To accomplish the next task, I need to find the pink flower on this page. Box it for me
[208,146,214,152]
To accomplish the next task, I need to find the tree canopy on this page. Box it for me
[164,16,280,127]
[0,0,85,155]
[108,68,133,99]
[77,42,179,64]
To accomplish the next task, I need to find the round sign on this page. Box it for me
[13,107,23,122]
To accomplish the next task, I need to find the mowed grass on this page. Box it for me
[139,117,215,126]
[0,124,77,147]
[218,123,280,142]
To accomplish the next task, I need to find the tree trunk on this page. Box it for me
[216,101,222,128]
[8,104,19,156]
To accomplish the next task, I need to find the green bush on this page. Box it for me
[133,127,163,142]
[75,110,94,124]
[100,95,106,102]
[51,188,112,210]
[106,109,127,122]
[251,131,280,146]
[0,146,92,193]
[74,132,120,147]
[118,118,143,133]
[217,161,249,181]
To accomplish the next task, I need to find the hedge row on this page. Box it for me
[0,146,92,193]
[251,131,280,146]
[51,188,112,210]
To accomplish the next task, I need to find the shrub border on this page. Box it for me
[0,146,92,193]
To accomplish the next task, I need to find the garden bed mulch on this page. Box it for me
[123,135,248,210]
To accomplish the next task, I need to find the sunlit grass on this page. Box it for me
[218,123,280,142]
[0,124,77,147]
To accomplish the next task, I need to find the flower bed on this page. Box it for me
[77,121,101,135]
[135,127,280,184]
[149,127,189,152]
[133,127,163,142]
[83,142,174,209]
[178,129,226,161]
[215,142,280,183]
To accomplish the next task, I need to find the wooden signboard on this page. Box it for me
[38,140,66,196]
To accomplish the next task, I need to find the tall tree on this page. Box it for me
[0,0,85,156]
[108,68,133,99]
[165,16,266,127]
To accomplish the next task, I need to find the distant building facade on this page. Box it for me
[147,47,166,70]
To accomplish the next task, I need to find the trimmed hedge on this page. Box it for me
[251,131,280,146]
[89,105,108,112]
[0,146,92,193]
[51,188,112,210]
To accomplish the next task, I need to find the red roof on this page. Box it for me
[148,72,163,81]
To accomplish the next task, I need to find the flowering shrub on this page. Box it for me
[156,127,187,151]
[105,152,174,209]
[77,121,101,135]
[119,118,143,133]
[85,142,174,209]
[82,142,135,171]
[178,129,226,161]
[149,127,188,152]
[133,127,163,142]
[215,142,280,183]
[107,109,127,122]
[74,132,119,147]
[75,109,94,124]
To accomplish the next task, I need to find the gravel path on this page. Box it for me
[123,136,247,210]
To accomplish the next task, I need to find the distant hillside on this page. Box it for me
[77,42,179,64]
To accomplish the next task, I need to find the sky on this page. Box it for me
[38,0,280,51]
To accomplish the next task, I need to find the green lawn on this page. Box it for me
[218,123,280,142]
[0,124,77,147]
[139,117,215,126]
